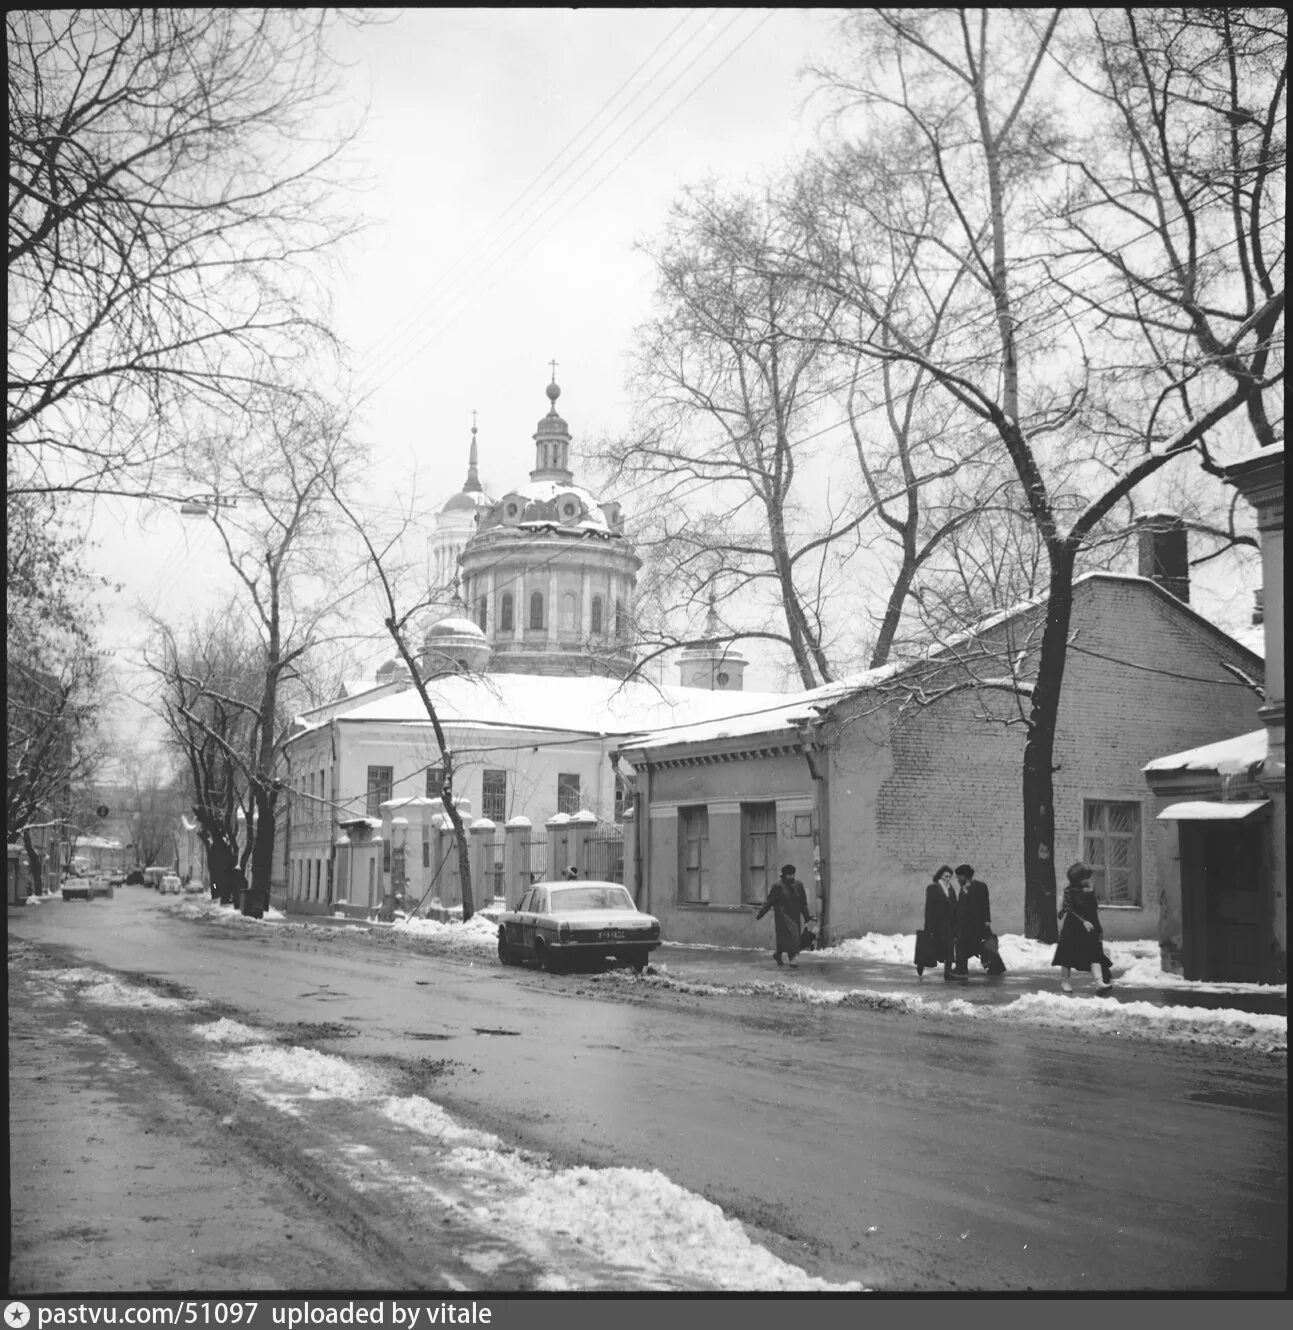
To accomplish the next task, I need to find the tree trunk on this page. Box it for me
[1021,551,1076,943]
[440,790,474,922]
[247,789,277,914]
[22,829,44,895]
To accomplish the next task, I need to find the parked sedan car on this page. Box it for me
[497,881,661,973]
[61,877,114,901]
[158,873,182,895]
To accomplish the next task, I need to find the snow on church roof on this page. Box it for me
[288,672,798,744]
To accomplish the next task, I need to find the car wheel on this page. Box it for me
[537,941,564,974]
[497,932,520,966]
[625,947,650,974]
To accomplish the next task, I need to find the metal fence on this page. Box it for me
[521,837,546,884]
[583,831,624,883]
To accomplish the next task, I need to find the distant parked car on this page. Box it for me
[107,868,126,886]
[182,877,206,895]
[158,873,182,896]
[497,880,661,973]
[125,868,145,886]
[62,878,114,902]
[142,867,169,890]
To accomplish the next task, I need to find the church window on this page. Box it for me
[530,592,545,630]
[500,593,514,633]
[591,595,603,634]
[615,598,626,640]
[476,597,487,631]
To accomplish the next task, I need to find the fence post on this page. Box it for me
[503,817,531,906]
[470,818,497,904]
[568,809,598,876]
[545,813,571,878]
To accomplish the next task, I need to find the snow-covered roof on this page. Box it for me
[287,672,799,745]
[1143,729,1267,775]
[626,573,1262,754]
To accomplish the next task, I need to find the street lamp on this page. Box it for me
[180,494,239,516]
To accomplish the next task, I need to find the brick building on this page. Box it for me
[620,573,1264,948]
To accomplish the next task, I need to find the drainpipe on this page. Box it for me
[796,718,831,945]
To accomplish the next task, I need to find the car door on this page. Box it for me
[522,889,546,953]
[507,890,532,953]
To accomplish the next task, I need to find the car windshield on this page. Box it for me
[549,886,634,913]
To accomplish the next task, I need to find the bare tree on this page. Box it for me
[329,491,480,923]
[7,8,370,501]
[152,610,261,903]
[798,8,1282,940]
[146,392,366,908]
[603,183,852,688]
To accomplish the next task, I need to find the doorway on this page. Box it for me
[1181,821,1268,982]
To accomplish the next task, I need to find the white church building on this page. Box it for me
[274,376,775,917]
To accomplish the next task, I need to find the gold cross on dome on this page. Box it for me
[549,358,559,382]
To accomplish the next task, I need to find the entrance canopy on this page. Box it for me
[1157,800,1270,821]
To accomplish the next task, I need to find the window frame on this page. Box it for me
[499,592,514,634]
[557,772,581,816]
[529,591,545,630]
[741,801,778,905]
[366,765,394,817]
[678,805,710,904]
[481,768,508,822]
[1082,798,1143,906]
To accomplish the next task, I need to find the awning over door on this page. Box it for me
[1157,800,1270,822]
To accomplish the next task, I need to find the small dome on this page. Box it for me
[441,490,486,513]
[427,617,486,641]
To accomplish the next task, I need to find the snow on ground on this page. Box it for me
[32,966,195,1011]
[832,931,1285,995]
[193,1018,861,1291]
[593,970,1286,1054]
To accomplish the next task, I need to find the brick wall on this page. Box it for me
[827,578,1264,940]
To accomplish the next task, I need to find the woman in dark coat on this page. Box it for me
[756,864,812,968]
[1052,861,1113,994]
[918,865,960,980]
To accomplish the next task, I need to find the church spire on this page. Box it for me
[464,411,482,493]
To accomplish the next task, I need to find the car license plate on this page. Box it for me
[600,928,626,940]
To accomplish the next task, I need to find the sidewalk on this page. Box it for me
[649,939,1287,1018]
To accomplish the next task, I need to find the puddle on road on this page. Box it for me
[473,1027,521,1037]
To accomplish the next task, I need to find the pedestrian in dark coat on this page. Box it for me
[952,864,1001,975]
[919,865,962,981]
[756,864,812,968]
[1051,862,1113,994]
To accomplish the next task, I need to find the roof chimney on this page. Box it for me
[1136,514,1189,603]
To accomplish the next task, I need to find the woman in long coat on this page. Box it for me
[1052,861,1113,994]
[756,864,812,968]
[918,865,959,979]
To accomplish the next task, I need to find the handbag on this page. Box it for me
[799,925,818,952]
[979,931,1006,975]
[914,929,938,970]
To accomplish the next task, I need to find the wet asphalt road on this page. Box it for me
[9,890,1288,1292]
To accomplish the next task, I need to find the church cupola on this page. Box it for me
[678,592,747,690]
[530,370,574,483]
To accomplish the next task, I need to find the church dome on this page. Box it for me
[421,614,491,675]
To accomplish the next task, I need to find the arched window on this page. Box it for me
[476,597,487,631]
[591,595,603,635]
[500,592,514,633]
[530,591,544,630]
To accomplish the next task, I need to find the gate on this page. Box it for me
[583,831,624,883]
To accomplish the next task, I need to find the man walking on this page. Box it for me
[756,864,812,968]
[953,863,1002,976]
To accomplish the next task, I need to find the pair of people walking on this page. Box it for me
[757,864,813,967]
[918,863,1006,980]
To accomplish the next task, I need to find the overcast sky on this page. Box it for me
[89,9,840,743]
[84,8,1261,760]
